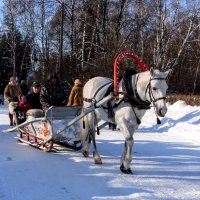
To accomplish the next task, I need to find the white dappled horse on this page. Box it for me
[80,68,170,174]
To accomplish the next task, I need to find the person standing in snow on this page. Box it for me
[67,79,83,107]
[40,73,70,111]
[4,76,22,126]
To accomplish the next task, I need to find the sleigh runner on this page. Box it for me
[3,93,115,152]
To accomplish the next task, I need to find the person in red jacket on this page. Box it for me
[18,94,32,114]
[14,94,32,124]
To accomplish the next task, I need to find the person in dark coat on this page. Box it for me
[27,82,42,109]
[40,73,69,111]
[20,80,29,95]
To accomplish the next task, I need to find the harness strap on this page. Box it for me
[83,97,95,103]
[83,81,113,105]
[134,75,151,107]
[153,97,166,102]
[123,74,151,109]
[93,81,113,99]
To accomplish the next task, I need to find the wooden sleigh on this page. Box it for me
[3,93,115,152]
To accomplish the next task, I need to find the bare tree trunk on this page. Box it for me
[28,0,37,80]
[154,0,166,69]
[41,0,46,78]
[58,2,64,79]
[171,19,200,70]
[192,59,200,94]
[70,0,75,56]
[87,3,100,64]
[5,0,17,76]
[19,40,28,79]
[11,31,16,77]
[81,12,86,70]
[117,0,127,41]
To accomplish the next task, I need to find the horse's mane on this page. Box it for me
[123,68,138,80]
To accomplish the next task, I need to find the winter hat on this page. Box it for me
[10,76,16,81]
[21,80,26,84]
[32,82,41,87]
[74,79,81,85]
[48,73,58,80]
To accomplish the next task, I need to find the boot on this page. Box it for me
[9,113,13,126]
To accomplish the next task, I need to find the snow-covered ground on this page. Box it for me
[0,101,200,200]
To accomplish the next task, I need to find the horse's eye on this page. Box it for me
[152,87,157,91]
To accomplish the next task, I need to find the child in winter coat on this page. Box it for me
[18,94,32,114]
[12,94,32,125]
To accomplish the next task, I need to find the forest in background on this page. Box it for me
[0,0,200,94]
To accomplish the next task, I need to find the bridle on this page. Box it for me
[142,76,167,105]
[123,73,167,109]
[123,73,167,124]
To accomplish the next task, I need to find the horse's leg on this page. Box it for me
[89,127,102,164]
[80,113,102,164]
[88,112,102,164]
[80,116,91,157]
[82,135,91,157]
[83,133,93,158]
[118,120,137,174]
[120,137,134,174]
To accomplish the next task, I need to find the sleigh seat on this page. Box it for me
[26,109,45,119]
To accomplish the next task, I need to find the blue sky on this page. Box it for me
[0,1,4,23]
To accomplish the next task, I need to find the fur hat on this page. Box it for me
[48,73,58,80]
[32,82,41,87]
[10,76,16,81]
[74,79,81,85]
[21,80,26,84]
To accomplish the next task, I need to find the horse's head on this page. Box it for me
[148,68,171,117]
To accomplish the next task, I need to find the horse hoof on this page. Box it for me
[93,152,102,164]
[82,150,89,157]
[120,164,133,175]
[94,157,102,164]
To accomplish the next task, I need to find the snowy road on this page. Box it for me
[0,103,200,200]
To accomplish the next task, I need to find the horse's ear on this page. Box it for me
[150,67,154,76]
[164,69,172,78]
